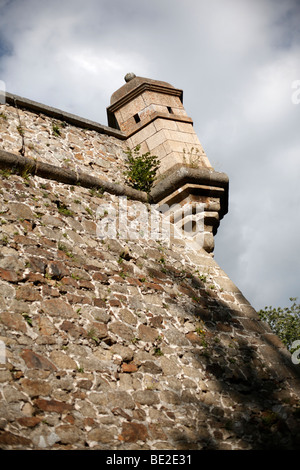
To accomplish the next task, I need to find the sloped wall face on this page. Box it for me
[0,172,300,450]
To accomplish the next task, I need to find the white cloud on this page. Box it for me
[241,52,300,124]
[0,1,150,120]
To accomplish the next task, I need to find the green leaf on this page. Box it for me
[123,146,160,193]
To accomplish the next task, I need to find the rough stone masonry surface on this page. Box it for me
[0,102,300,450]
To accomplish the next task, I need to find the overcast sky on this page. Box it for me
[0,0,299,311]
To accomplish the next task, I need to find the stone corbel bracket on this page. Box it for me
[149,165,229,253]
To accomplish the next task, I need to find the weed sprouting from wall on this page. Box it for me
[123,145,160,193]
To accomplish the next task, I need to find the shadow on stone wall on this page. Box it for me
[140,259,300,450]
[0,172,300,450]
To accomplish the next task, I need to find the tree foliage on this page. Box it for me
[258,297,300,351]
[124,145,160,193]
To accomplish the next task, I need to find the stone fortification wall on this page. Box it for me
[0,99,299,450]
[0,98,128,187]
[0,171,299,450]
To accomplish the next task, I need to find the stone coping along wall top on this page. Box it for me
[0,148,229,216]
[5,92,126,140]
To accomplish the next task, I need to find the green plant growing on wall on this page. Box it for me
[58,242,74,258]
[20,164,34,182]
[0,169,12,179]
[153,347,163,356]
[89,187,104,198]
[87,327,100,345]
[85,206,93,217]
[183,147,201,168]
[1,235,8,246]
[22,313,33,327]
[52,122,61,137]
[123,145,160,193]
[17,125,25,137]
[57,202,74,217]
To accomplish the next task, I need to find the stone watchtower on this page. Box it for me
[107,74,229,253]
